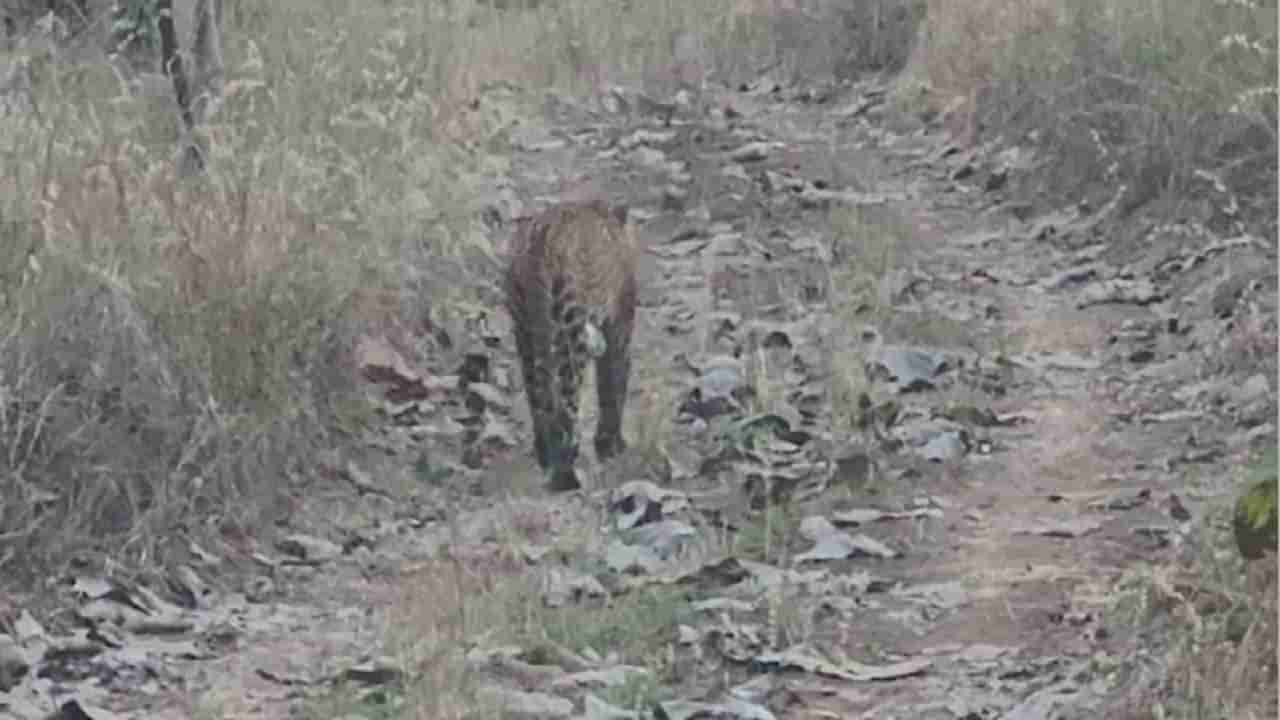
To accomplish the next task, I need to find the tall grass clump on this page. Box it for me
[910,0,1277,230]
[0,2,485,584]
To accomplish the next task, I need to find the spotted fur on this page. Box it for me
[505,201,638,491]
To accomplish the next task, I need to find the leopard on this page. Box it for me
[505,200,638,492]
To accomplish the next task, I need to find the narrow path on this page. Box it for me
[542,79,1251,715]
[712,83,1254,716]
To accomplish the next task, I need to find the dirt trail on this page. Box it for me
[9,75,1271,720]
[587,82,1157,716]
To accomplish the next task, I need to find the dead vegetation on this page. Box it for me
[906,0,1278,231]
[1110,449,1278,720]
[0,0,1274,719]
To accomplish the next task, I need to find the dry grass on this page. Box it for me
[825,202,917,437]
[907,0,1061,100]
[368,496,807,717]
[384,556,536,720]
[370,502,698,717]
[907,0,1278,229]
[1110,461,1278,720]
[1173,566,1279,720]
